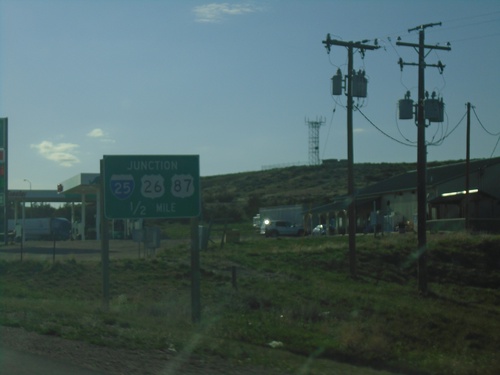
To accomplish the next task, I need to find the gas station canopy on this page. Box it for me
[8,173,99,203]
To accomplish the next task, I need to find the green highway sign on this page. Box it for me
[103,155,200,219]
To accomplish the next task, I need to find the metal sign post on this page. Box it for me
[0,118,7,245]
[100,159,110,309]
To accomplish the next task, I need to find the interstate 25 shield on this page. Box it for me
[109,174,136,200]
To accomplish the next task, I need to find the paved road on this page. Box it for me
[0,346,109,375]
[0,239,189,261]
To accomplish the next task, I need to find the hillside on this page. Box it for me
[200,159,462,221]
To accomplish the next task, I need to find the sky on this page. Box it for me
[1,0,499,190]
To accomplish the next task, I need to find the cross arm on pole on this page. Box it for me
[396,41,451,51]
[322,34,379,54]
[398,58,446,72]
[408,22,442,32]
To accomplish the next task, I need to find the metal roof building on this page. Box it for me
[307,157,500,233]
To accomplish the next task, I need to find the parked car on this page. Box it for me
[312,224,326,236]
[260,220,305,237]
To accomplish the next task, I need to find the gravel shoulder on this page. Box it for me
[1,326,298,375]
[0,326,403,375]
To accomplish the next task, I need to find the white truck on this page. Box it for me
[258,205,309,235]
[8,218,72,241]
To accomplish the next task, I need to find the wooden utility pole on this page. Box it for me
[322,35,379,279]
[465,102,471,231]
[397,23,451,295]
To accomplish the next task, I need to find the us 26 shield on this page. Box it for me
[141,174,165,199]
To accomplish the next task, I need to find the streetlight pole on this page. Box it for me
[23,179,32,213]
[23,179,32,190]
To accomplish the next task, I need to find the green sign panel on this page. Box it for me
[103,155,200,219]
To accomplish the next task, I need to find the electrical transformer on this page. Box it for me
[424,98,444,122]
[331,69,343,96]
[398,98,414,120]
[352,70,367,98]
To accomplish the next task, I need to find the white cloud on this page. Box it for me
[87,128,104,138]
[31,141,80,167]
[87,128,115,143]
[193,3,259,23]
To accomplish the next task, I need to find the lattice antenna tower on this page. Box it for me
[305,117,325,166]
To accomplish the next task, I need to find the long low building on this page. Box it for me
[306,156,500,234]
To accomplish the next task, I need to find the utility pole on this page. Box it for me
[322,34,379,279]
[397,23,451,295]
[465,102,471,231]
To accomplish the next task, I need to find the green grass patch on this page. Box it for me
[1,233,499,374]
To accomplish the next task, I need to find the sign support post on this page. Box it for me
[190,217,201,323]
[0,118,8,245]
[100,159,110,309]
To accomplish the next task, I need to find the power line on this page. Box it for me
[471,105,500,157]
[352,10,500,59]
[356,106,416,147]
[428,110,467,146]
[490,135,500,158]
[472,106,500,136]
[321,105,336,160]
[356,104,466,148]
[441,9,500,23]
[394,109,417,145]
[440,11,500,29]
[448,32,500,44]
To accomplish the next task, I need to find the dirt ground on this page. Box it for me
[0,326,293,375]
[1,325,403,375]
